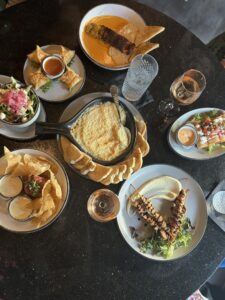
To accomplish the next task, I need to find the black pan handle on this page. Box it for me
[35,121,72,140]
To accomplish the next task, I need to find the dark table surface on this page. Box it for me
[0,0,225,299]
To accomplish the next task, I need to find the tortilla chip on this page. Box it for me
[49,170,62,200]
[0,150,21,175]
[23,154,50,175]
[132,148,143,172]
[122,156,136,180]
[88,164,112,182]
[135,132,150,157]
[130,42,159,61]
[80,161,96,175]
[135,118,147,136]
[112,164,127,184]
[61,137,84,164]
[135,26,165,46]
[74,155,92,170]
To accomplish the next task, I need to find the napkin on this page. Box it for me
[207,179,225,232]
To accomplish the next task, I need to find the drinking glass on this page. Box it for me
[122,54,159,101]
[158,69,206,117]
[87,189,120,222]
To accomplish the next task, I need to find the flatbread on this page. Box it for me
[129,42,159,61]
[28,68,49,90]
[60,67,82,90]
[135,26,165,46]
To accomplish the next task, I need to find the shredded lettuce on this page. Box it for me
[139,218,193,258]
[208,143,225,153]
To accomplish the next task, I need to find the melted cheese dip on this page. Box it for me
[0,175,23,198]
[71,102,130,161]
[82,15,129,66]
[9,196,33,221]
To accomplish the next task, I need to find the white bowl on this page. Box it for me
[41,55,65,80]
[0,149,70,233]
[79,3,146,71]
[0,86,41,130]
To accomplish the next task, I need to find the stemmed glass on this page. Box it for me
[158,69,206,118]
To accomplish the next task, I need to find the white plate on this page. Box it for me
[117,164,207,261]
[0,75,46,140]
[23,44,86,102]
[168,107,225,160]
[57,92,145,173]
[79,3,146,71]
[0,149,69,233]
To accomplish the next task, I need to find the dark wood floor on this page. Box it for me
[137,0,225,44]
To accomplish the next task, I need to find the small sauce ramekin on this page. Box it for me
[176,124,197,149]
[42,55,65,79]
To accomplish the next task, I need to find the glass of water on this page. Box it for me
[122,54,159,102]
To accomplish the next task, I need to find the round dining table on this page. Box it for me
[0,0,225,299]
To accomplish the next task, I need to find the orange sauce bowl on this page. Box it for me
[176,124,197,149]
[42,55,65,79]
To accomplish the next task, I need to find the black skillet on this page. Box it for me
[35,96,137,166]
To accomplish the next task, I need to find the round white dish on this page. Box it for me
[23,44,86,102]
[0,149,69,233]
[0,74,41,129]
[117,164,207,261]
[168,107,225,160]
[79,3,146,71]
[0,75,46,140]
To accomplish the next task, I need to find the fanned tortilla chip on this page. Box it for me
[61,137,84,164]
[135,26,165,46]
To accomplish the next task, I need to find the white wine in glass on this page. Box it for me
[87,189,120,222]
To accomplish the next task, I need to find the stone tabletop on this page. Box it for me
[0,0,225,299]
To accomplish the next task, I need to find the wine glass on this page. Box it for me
[158,69,206,118]
[87,189,120,222]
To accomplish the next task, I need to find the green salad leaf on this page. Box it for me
[139,218,193,258]
[40,80,52,93]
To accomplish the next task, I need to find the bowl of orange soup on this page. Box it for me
[79,3,146,70]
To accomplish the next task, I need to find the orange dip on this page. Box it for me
[44,58,63,76]
[178,128,196,146]
[82,15,129,66]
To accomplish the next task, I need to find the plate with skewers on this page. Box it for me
[117,164,207,261]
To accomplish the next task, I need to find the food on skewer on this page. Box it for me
[85,23,135,55]
[128,178,193,258]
